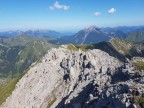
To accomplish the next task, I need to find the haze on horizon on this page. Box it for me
[0,0,144,32]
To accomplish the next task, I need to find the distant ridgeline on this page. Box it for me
[0,35,57,77]
[0,25,144,77]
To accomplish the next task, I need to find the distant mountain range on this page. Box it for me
[55,25,144,44]
[0,30,63,38]
[102,25,144,33]
[0,25,144,77]
[0,35,55,46]
[0,25,144,45]
[103,29,126,39]
[56,26,127,44]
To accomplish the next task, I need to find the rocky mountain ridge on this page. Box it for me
[1,45,144,108]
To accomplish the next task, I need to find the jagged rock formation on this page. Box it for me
[1,45,144,108]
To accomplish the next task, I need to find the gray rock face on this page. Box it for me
[1,45,144,108]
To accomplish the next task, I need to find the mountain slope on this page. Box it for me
[110,38,133,56]
[73,26,110,44]
[110,38,144,57]
[16,41,56,73]
[0,45,22,76]
[104,29,126,39]
[0,46,122,108]
[127,31,144,43]
[74,38,144,61]
[58,26,127,44]
[102,26,144,33]
[1,46,144,108]
[1,35,54,46]
[0,40,56,77]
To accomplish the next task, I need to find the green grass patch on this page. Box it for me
[0,70,28,105]
[75,44,95,51]
[110,38,132,56]
[47,96,57,108]
[67,44,78,51]
[67,44,95,52]
[16,41,56,73]
[133,61,144,71]
[139,97,144,107]
[134,96,144,107]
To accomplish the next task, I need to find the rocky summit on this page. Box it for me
[1,45,144,108]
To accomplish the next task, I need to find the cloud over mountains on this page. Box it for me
[94,8,116,17]
[108,8,116,14]
[94,12,101,16]
[49,1,70,11]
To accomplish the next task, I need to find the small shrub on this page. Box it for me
[67,44,78,51]
[133,61,144,71]
[47,96,57,108]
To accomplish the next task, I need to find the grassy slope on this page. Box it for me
[67,38,144,62]
[67,42,126,62]
[127,32,144,43]
[0,35,57,76]
[0,35,57,105]
[2,35,55,46]
[0,45,22,76]
[0,40,57,105]
[67,44,96,51]
[16,41,57,73]
[109,38,144,58]
[0,70,27,105]
[110,38,132,56]
[133,61,144,71]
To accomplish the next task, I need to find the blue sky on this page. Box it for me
[0,0,144,31]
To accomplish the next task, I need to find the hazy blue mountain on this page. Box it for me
[104,29,126,39]
[0,30,63,38]
[57,26,128,44]
[102,26,144,33]
[57,26,110,44]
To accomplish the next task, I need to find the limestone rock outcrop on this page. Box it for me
[1,45,144,108]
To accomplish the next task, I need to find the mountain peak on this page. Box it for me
[88,25,98,29]
[84,25,100,32]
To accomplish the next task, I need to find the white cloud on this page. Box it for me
[94,12,101,16]
[54,1,63,9]
[63,5,70,10]
[108,8,116,14]
[49,1,70,11]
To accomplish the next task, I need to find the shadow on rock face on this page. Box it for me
[90,97,127,108]
[92,42,126,62]
[111,66,130,83]
[56,83,94,108]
